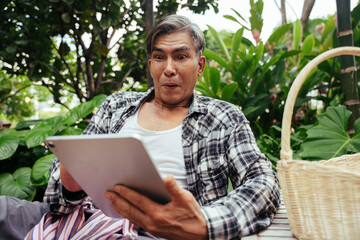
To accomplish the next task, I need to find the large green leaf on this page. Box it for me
[321,16,336,43]
[301,35,314,55]
[249,0,263,33]
[25,115,65,148]
[230,8,248,25]
[292,20,302,50]
[0,129,19,160]
[266,23,292,44]
[231,28,244,66]
[17,130,29,146]
[15,119,43,130]
[209,67,220,96]
[255,41,264,65]
[58,126,84,136]
[207,25,231,62]
[352,3,360,27]
[91,94,107,107]
[63,94,107,126]
[299,106,360,160]
[0,167,36,200]
[221,82,238,102]
[203,49,231,71]
[31,154,55,186]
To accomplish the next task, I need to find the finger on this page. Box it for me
[112,185,160,213]
[163,175,184,199]
[105,191,149,227]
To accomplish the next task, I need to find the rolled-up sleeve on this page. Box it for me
[43,158,88,215]
[43,96,115,214]
[200,122,281,239]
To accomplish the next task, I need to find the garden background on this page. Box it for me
[1,0,360,202]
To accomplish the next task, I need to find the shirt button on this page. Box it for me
[187,160,191,164]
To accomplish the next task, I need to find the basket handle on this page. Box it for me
[280,46,360,161]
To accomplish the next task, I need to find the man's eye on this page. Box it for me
[153,55,163,60]
[178,54,187,60]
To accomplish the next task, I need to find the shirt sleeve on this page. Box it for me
[43,97,114,214]
[200,122,281,240]
[43,157,88,215]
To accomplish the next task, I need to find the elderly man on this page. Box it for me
[0,15,280,240]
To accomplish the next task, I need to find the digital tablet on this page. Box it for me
[45,134,172,218]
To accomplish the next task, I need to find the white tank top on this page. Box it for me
[117,110,188,188]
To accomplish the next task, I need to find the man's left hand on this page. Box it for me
[105,175,208,240]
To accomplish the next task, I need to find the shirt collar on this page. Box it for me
[190,93,209,115]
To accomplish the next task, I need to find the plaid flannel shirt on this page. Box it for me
[44,89,281,240]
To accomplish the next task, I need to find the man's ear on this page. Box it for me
[148,58,153,77]
[198,56,206,76]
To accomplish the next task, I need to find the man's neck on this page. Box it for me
[152,97,190,111]
[137,97,189,131]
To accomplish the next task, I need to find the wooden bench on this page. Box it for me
[242,196,296,240]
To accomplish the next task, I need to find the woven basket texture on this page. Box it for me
[278,47,360,240]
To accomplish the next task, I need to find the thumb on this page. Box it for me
[164,175,184,199]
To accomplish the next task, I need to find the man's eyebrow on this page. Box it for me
[152,47,164,53]
[173,46,190,53]
[151,46,191,53]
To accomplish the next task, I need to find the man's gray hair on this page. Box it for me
[146,15,206,57]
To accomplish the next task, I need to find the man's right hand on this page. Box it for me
[59,162,82,192]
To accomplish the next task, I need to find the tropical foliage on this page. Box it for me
[0,95,105,201]
[299,106,360,160]
[196,2,360,166]
[0,0,219,108]
[1,0,360,200]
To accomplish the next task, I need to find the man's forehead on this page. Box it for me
[152,31,195,52]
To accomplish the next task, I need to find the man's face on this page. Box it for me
[148,31,205,107]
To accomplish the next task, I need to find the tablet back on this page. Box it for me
[45,134,172,218]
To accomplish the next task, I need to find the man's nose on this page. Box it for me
[164,58,176,77]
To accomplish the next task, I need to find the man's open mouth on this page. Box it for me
[164,83,178,88]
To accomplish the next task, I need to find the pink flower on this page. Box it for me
[315,23,325,34]
[252,29,260,44]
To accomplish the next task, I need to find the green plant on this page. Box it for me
[0,94,106,201]
[0,0,219,106]
[197,21,301,135]
[297,105,360,160]
[254,124,281,169]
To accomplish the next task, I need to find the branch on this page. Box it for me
[51,39,76,87]
[273,0,281,11]
[109,0,142,50]
[280,0,287,25]
[95,56,107,94]
[115,66,133,92]
[0,84,32,103]
[39,79,70,110]
[300,0,315,37]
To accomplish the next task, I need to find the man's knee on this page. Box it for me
[0,196,49,240]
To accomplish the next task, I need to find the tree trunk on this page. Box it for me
[280,0,287,25]
[336,0,360,134]
[300,0,316,38]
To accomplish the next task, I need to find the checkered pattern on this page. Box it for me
[44,89,280,240]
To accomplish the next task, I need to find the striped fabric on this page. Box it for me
[44,89,281,239]
[25,204,138,240]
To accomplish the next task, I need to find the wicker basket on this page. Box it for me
[278,46,360,240]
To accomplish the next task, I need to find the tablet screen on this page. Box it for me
[45,134,172,218]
